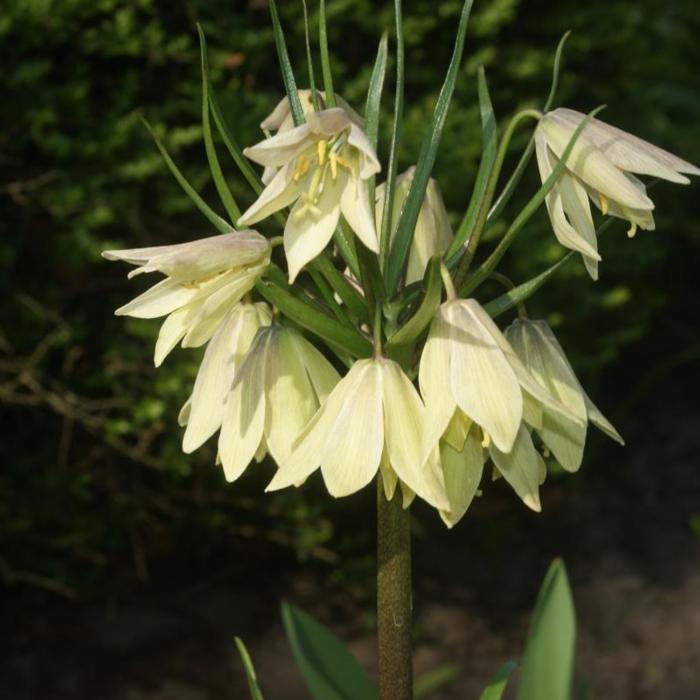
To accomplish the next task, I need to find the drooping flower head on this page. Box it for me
[103,231,270,365]
[218,325,341,483]
[420,297,583,516]
[376,166,454,284]
[267,357,449,511]
[504,318,623,472]
[238,108,381,281]
[535,108,700,279]
[178,302,272,453]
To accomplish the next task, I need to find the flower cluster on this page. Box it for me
[106,67,697,527]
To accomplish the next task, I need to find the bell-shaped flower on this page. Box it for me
[266,357,450,511]
[376,167,454,284]
[177,302,272,454]
[536,108,700,279]
[420,298,583,513]
[504,318,624,473]
[218,325,340,483]
[103,231,270,365]
[238,108,381,281]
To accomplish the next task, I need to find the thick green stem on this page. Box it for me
[377,481,413,700]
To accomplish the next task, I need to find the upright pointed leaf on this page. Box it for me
[301,0,320,110]
[198,25,242,223]
[447,65,498,262]
[386,0,475,293]
[364,31,389,205]
[517,560,576,700]
[319,0,336,108]
[269,0,304,126]
[235,637,265,700]
[478,660,517,700]
[141,117,230,233]
[282,603,379,700]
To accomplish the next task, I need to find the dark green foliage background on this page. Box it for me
[1,0,699,601]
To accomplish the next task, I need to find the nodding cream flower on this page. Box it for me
[504,318,623,473]
[420,298,582,514]
[536,108,700,279]
[266,357,450,511]
[103,231,271,365]
[238,108,381,282]
[259,91,364,182]
[218,325,340,483]
[178,302,272,454]
[376,167,454,284]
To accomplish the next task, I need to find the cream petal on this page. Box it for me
[218,331,269,482]
[340,173,379,253]
[447,301,522,452]
[154,306,192,366]
[379,451,399,501]
[266,360,369,492]
[287,331,341,402]
[284,171,346,282]
[439,427,484,528]
[263,329,319,469]
[238,164,302,226]
[183,305,268,453]
[419,310,458,457]
[539,115,654,211]
[553,108,700,183]
[319,360,384,497]
[115,277,198,319]
[305,108,352,137]
[243,122,313,167]
[584,390,624,445]
[489,425,543,512]
[380,359,449,510]
[347,123,381,179]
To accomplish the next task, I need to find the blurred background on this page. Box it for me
[2,0,699,698]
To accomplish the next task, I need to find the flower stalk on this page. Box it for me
[377,481,413,700]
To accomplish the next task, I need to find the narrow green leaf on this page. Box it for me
[447,65,498,262]
[255,269,372,358]
[484,253,572,319]
[461,105,605,296]
[364,31,389,206]
[282,603,379,700]
[378,0,405,266]
[269,0,304,126]
[301,0,320,111]
[365,32,389,152]
[414,664,459,698]
[386,256,442,348]
[478,660,517,700]
[234,637,265,700]
[386,0,475,293]
[308,268,354,328]
[319,0,336,108]
[209,89,264,196]
[517,559,576,700]
[197,25,242,223]
[487,31,571,227]
[140,117,230,234]
[313,254,369,323]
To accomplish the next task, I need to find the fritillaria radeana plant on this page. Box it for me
[103,2,698,697]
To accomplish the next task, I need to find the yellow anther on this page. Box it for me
[330,152,338,179]
[481,431,491,449]
[293,155,310,182]
[542,446,551,458]
[599,193,609,215]
[317,140,328,166]
[627,222,637,238]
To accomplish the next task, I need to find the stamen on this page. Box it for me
[599,193,609,215]
[542,446,551,458]
[481,431,491,449]
[330,152,338,179]
[317,140,328,166]
[627,222,637,238]
[293,155,310,182]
